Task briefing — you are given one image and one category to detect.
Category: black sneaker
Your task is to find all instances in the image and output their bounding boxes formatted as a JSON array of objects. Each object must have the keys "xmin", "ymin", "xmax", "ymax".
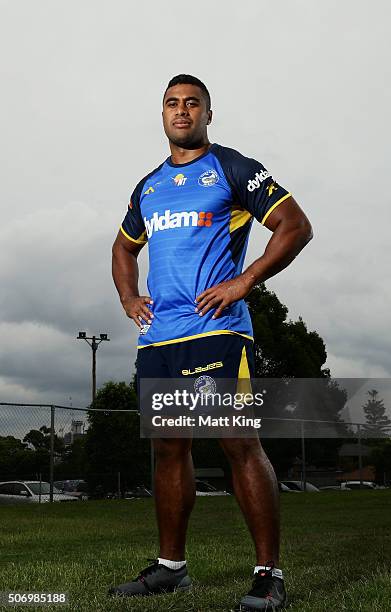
[
  {"xmin": 234, "ymin": 562, "xmax": 287, "ymax": 611},
  {"xmin": 108, "ymin": 558, "xmax": 192, "ymax": 597}
]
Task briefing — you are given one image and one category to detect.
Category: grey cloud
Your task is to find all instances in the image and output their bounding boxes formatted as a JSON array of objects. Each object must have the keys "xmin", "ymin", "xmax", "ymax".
[{"xmin": 1, "ymin": 0, "xmax": 390, "ymax": 409}]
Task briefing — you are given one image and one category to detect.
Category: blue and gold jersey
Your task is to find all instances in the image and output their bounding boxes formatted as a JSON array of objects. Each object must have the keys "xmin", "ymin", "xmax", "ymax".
[{"xmin": 120, "ymin": 143, "xmax": 291, "ymax": 348}]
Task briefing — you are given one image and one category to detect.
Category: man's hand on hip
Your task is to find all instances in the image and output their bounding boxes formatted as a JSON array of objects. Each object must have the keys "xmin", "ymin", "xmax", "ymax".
[
  {"xmin": 195, "ymin": 275, "xmax": 253, "ymax": 319},
  {"xmin": 121, "ymin": 296, "xmax": 154, "ymax": 328}
]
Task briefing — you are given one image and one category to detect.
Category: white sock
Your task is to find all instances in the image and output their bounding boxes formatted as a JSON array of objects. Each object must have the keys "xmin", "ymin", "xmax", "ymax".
[
  {"xmin": 254, "ymin": 565, "xmax": 283, "ymax": 579},
  {"xmin": 158, "ymin": 557, "xmax": 186, "ymax": 570}
]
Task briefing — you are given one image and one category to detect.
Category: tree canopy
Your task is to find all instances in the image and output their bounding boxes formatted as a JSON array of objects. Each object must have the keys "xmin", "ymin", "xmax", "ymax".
[
  {"xmin": 84, "ymin": 381, "xmax": 150, "ymax": 494},
  {"xmin": 247, "ymin": 283, "xmax": 328, "ymax": 378},
  {"xmin": 362, "ymin": 390, "xmax": 391, "ymax": 438}
]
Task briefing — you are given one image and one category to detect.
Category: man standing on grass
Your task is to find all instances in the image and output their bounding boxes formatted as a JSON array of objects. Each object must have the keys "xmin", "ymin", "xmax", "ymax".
[{"xmin": 110, "ymin": 74, "xmax": 312, "ymax": 611}]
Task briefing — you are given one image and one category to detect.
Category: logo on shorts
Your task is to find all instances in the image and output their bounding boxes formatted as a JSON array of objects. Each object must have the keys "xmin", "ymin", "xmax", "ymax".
[
  {"xmin": 198, "ymin": 169, "xmax": 219, "ymax": 187},
  {"xmin": 182, "ymin": 361, "xmax": 223, "ymax": 376},
  {"xmin": 194, "ymin": 375, "xmax": 216, "ymax": 395}
]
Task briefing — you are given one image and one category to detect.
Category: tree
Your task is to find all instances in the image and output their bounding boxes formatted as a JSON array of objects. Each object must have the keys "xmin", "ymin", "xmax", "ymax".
[
  {"xmin": 245, "ymin": 283, "xmax": 349, "ymax": 474},
  {"xmin": 23, "ymin": 426, "xmax": 64, "ymax": 453},
  {"xmin": 0, "ymin": 436, "xmax": 32, "ymax": 480},
  {"xmin": 55, "ymin": 437, "xmax": 87, "ymax": 480},
  {"xmin": 246, "ymin": 284, "xmax": 328, "ymax": 378},
  {"xmin": 23, "ymin": 427, "xmax": 49, "ymax": 451},
  {"xmin": 362, "ymin": 390, "xmax": 391, "ymax": 438},
  {"xmin": 369, "ymin": 439, "xmax": 391, "ymax": 485},
  {"xmin": 21, "ymin": 426, "xmax": 65, "ymax": 480},
  {"xmin": 85, "ymin": 381, "xmax": 150, "ymax": 495}
]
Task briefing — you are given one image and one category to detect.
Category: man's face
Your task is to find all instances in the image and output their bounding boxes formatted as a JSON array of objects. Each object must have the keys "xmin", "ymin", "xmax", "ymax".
[{"xmin": 162, "ymin": 83, "xmax": 212, "ymax": 148}]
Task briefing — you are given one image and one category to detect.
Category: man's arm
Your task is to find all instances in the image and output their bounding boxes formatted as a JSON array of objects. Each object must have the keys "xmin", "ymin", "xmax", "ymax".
[
  {"xmin": 112, "ymin": 231, "xmax": 153, "ymax": 329},
  {"xmin": 195, "ymin": 196, "xmax": 313, "ymax": 318},
  {"xmin": 242, "ymin": 195, "xmax": 313, "ymax": 287}
]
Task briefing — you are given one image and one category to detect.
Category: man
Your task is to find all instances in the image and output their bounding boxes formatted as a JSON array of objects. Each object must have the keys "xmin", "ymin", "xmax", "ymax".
[{"xmin": 110, "ymin": 74, "xmax": 312, "ymax": 611}]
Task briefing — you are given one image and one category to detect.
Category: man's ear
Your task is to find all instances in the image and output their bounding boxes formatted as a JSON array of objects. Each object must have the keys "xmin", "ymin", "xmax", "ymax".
[{"xmin": 207, "ymin": 110, "xmax": 213, "ymax": 125}]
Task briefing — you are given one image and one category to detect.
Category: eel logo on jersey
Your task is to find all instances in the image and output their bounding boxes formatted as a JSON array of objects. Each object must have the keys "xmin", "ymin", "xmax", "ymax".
[
  {"xmin": 173, "ymin": 173, "xmax": 187, "ymax": 186},
  {"xmin": 144, "ymin": 210, "xmax": 213, "ymax": 238},
  {"xmin": 198, "ymin": 169, "xmax": 219, "ymax": 187},
  {"xmin": 247, "ymin": 169, "xmax": 272, "ymax": 192},
  {"xmin": 194, "ymin": 375, "xmax": 216, "ymax": 396}
]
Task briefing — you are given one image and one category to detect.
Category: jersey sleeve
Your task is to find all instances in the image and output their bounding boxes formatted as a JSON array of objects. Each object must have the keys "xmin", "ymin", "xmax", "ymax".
[
  {"xmin": 213, "ymin": 144, "xmax": 291, "ymax": 225},
  {"xmin": 120, "ymin": 182, "xmax": 148, "ymax": 245}
]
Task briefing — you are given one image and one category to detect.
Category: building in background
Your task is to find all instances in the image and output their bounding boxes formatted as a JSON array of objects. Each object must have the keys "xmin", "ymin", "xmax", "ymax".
[{"xmin": 62, "ymin": 420, "xmax": 85, "ymax": 446}]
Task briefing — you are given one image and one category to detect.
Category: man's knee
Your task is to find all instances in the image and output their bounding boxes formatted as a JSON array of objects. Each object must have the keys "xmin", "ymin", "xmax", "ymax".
[
  {"xmin": 153, "ymin": 437, "xmax": 192, "ymax": 460},
  {"xmin": 218, "ymin": 437, "xmax": 262, "ymax": 462}
]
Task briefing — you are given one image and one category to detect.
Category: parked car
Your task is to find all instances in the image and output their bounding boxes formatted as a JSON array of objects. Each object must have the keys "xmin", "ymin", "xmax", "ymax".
[
  {"xmin": 105, "ymin": 491, "xmax": 119, "ymax": 500},
  {"xmin": 195, "ymin": 479, "xmax": 230, "ymax": 496},
  {"xmin": 280, "ymin": 480, "xmax": 320, "ymax": 492},
  {"xmin": 124, "ymin": 486, "xmax": 153, "ymax": 499},
  {"xmin": 340, "ymin": 481, "xmax": 378, "ymax": 490},
  {"xmin": 0, "ymin": 481, "xmax": 78, "ymax": 504},
  {"xmin": 319, "ymin": 485, "xmax": 351, "ymax": 491},
  {"xmin": 54, "ymin": 479, "xmax": 89, "ymax": 500},
  {"xmin": 278, "ymin": 482, "xmax": 301, "ymax": 493}
]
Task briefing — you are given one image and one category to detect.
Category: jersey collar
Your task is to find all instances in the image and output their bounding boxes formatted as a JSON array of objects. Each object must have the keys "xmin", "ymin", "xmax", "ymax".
[{"xmin": 165, "ymin": 143, "xmax": 216, "ymax": 168}]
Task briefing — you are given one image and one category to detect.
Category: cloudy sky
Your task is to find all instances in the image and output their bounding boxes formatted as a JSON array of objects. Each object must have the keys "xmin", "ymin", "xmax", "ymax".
[{"xmin": 1, "ymin": 0, "xmax": 390, "ymax": 422}]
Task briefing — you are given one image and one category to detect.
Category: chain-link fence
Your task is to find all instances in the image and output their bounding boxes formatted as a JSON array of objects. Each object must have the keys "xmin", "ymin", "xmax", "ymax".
[
  {"xmin": 0, "ymin": 402, "xmax": 390, "ymax": 503},
  {"xmin": 0, "ymin": 402, "xmax": 146, "ymax": 502}
]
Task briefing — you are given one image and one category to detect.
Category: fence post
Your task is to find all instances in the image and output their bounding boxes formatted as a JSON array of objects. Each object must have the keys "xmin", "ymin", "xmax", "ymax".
[
  {"xmin": 357, "ymin": 423, "xmax": 363, "ymax": 490},
  {"xmin": 50, "ymin": 405, "xmax": 55, "ymax": 503},
  {"xmin": 301, "ymin": 420, "xmax": 306, "ymax": 491},
  {"xmin": 117, "ymin": 471, "xmax": 121, "ymax": 499},
  {"xmin": 150, "ymin": 440, "xmax": 155, "ymax": 497}
]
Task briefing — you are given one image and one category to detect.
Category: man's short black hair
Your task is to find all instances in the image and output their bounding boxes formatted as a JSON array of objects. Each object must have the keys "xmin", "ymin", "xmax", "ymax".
[{"xmin": 164, "ymin": 74, "xmax": 211, "ymax": 111}]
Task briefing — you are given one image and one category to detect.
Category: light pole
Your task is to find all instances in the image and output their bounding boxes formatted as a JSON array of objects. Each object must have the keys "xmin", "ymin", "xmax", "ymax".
[{"xmin": 77, "ymin": 332, "xmax": 110, "ymax": 402}]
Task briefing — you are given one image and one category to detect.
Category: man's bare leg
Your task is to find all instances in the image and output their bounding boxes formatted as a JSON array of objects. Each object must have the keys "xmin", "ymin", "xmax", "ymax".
[
  {"xmin": 153, "ymin": 437, "xmax": 195, "ymax": 560},
  {"xmin": 219, "ymin": 437, "xmax": 280, "ymax": 565}
]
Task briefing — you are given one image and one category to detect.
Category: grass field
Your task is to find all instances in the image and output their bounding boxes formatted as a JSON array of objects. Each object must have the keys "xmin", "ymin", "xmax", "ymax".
[{"xmin": 0, "ymin": 491, "xmax": 390, "ymax": 611}]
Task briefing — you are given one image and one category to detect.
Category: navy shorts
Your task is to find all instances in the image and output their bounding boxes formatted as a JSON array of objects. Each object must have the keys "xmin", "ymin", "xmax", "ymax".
[
  {"xmin": 137, "ymin": 334, "xmax": 258, "ymax": 436},
  {"xmin": 136, "ymin": 333, "xmax": 255, "ymax": 380}
]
